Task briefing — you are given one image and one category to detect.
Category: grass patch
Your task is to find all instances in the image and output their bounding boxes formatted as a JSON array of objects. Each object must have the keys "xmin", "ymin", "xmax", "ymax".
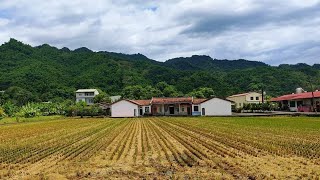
[{"xmin": 0, "ymin": 115, "xmax": 64, "ymax": 125}]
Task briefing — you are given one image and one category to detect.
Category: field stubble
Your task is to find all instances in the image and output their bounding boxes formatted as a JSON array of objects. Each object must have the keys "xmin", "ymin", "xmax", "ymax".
[{"xmin": 0, "ymin": 117, "xmax": 319, "ymax": 179}]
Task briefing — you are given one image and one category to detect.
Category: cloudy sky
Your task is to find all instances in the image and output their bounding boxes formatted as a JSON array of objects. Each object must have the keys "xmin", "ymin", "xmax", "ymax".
[{"xmin": 0, "ymin": 0, "xmax": 319, "ymax": 65}]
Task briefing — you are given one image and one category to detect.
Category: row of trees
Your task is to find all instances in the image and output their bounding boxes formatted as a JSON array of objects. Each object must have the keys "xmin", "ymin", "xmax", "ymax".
[
  {"xmin": 0, "ymin": 83, "xmax": 215, "ymax": 108},
  {"xmin": 0, "ymin": 101, "xmax": 106, "ymax": 119}
]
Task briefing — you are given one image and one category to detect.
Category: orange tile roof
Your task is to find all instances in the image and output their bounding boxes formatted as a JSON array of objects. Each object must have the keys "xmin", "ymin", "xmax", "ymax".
[
  {"xmin": 193, "ymin": 98, "xmax": 207, "ymax": 104},
  {"xmin": 129, "ymin": 100, "xmax": 151, "ymax": 106},
  {"xmin": 271, "ymin": 91, "xmax": 320, "ymax": 101},
  {"xmin": 152, "ymin": 97, "xmax": 193, "ymax": 104}
]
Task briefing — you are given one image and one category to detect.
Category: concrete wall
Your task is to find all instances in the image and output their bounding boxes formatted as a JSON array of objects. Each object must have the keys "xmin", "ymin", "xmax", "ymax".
[
  {"xmin": 227, "ymin": 92, "xmax": 262, "ymax": 108},
  {"xmin": 200, "ymin": 98, "xmax": 232, "ymax": 116},
  {"xmin": 139, "ymin": 106, "xmax": 151, "ymax": 115},
  {"xmin": 111, "ymin": 100, "xmax": 139, "ymax": 117},
  {"xmin": 227, "ymin": 96, "xmax": 246, "ymax": 108},
  {"xmin": 245, "ymin": 92, "xmax": 262, "ymax": 103},
  {"xmin": 192, "ymin": 104, "xmax": 201, "ymax": 116}
]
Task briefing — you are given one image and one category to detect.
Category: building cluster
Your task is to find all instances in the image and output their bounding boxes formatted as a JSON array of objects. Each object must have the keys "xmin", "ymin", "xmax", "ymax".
[
  {"xmin": 111, "ymin": 97, "xmax": 233, "ymax": 117},
  {"xmin": 75, "ymin": 87, "xmax": 320, "ymax": 117},
  {"xmin": 271, "ymin": 88, "xmax": 320, "ymax": 112},
  {"xmin": 76, "ymin": 89, "xmax": 233, "ymax": 117}
]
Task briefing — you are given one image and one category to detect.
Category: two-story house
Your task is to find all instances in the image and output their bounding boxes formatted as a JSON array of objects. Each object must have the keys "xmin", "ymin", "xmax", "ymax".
[
  {"xmin": 76, "ymin": 89, "xmax": 99, "ymax": 105},
  {"xmin": 227, "ymin": 92, "xmax": 263, "ymax": 109}
]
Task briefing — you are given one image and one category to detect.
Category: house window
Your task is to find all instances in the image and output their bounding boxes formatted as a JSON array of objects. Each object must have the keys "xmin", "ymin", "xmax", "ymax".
[
  {"xmin": 176, "ymin": 108, "xmax": 179, "ymax": 112},
  {"xmin": 256, "ymin": 97, "xmax": 259, "ymax": 100},
  {"xmin": 182, "ymin": 107, "xmax": 185, "ymax": 112},
  {"xmin": 194, "ymin": 106, "xmax": 199, "ymax": 112},
  {"xmin": 85, "ymin": 92, "xmax": 94, "ymax": 96},
  {"xmin": 145, "ymin": 107, "xmax": 150, "ymax": 113},
  {"xmin": 289, "ymin": 101, "xmax": 296, "ymax": 107},
  {"xmin": 88, "ymin": 98, "xmax": 94, "ymax": 104},
  {"xmin": 250, "ymin": 97, "xmax": 254, "ymax": 100}
]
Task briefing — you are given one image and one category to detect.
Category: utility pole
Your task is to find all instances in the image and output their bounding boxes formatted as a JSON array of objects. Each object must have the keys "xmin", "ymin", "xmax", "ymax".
[
  {"xmin": 310, "ymin": 83, "xmax": 316, "ymax": 113},
  {"xmin": 261, "ymin": 88, "xmax": 264, "ymax": 104}
]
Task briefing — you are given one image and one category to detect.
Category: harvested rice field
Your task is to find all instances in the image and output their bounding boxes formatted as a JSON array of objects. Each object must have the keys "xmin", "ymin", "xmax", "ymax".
[{"xmin": 0, "ymin": 116, "xmax": 319, "ymax": 179}]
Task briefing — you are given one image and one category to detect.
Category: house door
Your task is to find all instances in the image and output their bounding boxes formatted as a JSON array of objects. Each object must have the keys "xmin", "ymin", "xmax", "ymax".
[
  {"xmin": 134, "ymin": 109, "xmax": 137, "ymax": 116},
  {"xmin": 169, "ymin": 107, "xmax": 175, "ymax": 115},
  {"xmin": 187, "ymin": 107, "xmax": 191, "ymax": 115},
  {"xmin": 139, "ymin": 108, "xmax": 143, "ymax": 116},
  {"xmin": 202, "ymin": 108, "xmax": 205, "ymax": 116}
]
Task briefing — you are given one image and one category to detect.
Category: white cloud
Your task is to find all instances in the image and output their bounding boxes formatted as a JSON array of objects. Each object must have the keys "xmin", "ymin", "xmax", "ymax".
[{"xmin": 0, "ymin": 0, "xmax": 319, "ymax": 65}]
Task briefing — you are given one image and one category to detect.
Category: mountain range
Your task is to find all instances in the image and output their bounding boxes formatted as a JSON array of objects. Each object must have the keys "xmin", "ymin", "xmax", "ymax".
[{"xmin": 0, "ymin": 38, "xmax": 319, "ymax": 101}]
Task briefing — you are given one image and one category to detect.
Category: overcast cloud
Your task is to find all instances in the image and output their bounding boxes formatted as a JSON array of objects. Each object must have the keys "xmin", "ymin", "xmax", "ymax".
[{"xmin": 0, "ymin": 0, "xmax": 319, "ymax": 65}]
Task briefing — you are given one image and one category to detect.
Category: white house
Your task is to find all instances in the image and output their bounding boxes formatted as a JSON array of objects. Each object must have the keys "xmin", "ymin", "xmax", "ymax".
[
  {"xmin": 193, "ymin": 98, "xmax": 233, "ymax": 116},
  {"xmin": 226, "ymin": 92, "xmax": 263, "ymax": 109},
  {"xmin": 111, "ymin": 97, "xmax": 232, "ymax": 117},
  {"xmin": 111, "ymin": 99, "xmax": 151, "ymax": 118},
  {"xmin": 76, "ymin": 89, "xmax": 99, "ymax": 105},
  {"xmin": 271, "ymin": 89, "xmax": 320, "ymax": 112}
]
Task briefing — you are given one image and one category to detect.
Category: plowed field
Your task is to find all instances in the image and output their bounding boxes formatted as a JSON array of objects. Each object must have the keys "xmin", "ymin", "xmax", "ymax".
[{"xmin": 0, "ymin": 117, "xmax": 319, "ymax": 179}]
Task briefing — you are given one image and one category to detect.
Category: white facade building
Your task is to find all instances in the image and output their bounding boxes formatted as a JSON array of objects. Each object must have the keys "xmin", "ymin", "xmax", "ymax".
[
  {"xmin": 75, "ymin": 89, "xmax": 99, "ymax": 105},
  {"xmin": 193, "ymin": 98, "xmax": 233, "ymax": 116},
  {"xmin": 111, "ymin": 97, "xmax": 232, "ymax": 117},
  {"xmin": 111, "ymin": 99, "xmax": 151, "ymax": 117},
  {"xmin": 227, "ymin": 92, "xmax": 263, "ymax": 109}
]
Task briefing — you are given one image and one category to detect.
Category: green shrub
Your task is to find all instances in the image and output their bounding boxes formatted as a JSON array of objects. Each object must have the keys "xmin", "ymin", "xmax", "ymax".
[
  {"xmin": 2, "ymin": 102, "xmax": 19, "ymax": 117},
  {"xmin": 16, "ymin": 103, "xmax": 41, "ymax": 118},
  {"xmin": 0, "ymin": 107, "xmax": 6, "ymax": 119}
]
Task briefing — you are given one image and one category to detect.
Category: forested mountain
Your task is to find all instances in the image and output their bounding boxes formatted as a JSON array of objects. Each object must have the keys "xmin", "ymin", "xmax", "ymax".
[
  {"xmin": 0, "ymin": 38, "xmax": 319, "ymax": 103},
  {"xmin": 164, "ymin": 55, "xmax": 268, "ymax": 71}
]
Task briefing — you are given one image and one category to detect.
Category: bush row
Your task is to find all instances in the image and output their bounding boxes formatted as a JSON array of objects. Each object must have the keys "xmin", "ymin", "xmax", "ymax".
[{"xmin": 0, "ymin": 101, "xmax": 107, "ymax": 119}]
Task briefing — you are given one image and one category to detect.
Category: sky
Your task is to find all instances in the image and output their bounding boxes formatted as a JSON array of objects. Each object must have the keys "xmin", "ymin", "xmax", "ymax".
[{"xmin": 0, "ymin": 0, "xmax": 319, "ymax": 65}]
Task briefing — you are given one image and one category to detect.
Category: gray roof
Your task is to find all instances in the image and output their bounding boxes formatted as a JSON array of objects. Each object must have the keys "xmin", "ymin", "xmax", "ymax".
[{"xmin": 76, "ymin": 89, "xmax": 98, "ymax": 93}]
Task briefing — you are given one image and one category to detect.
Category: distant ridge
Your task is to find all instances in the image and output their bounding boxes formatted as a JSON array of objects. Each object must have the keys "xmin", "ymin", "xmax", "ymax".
[
  {"xmin": 0, "ymin": 38, "xmax": 319, "ymax": 102},
  {"xmin": 164, "ymin": 55, "xmax": 268, "ymax": 71}
]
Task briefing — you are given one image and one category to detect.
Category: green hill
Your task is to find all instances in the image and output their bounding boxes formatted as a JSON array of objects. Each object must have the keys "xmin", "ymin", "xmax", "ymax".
[{"xmin": 0, "ymin": 38, "xmax": 319, "ymax": 102}]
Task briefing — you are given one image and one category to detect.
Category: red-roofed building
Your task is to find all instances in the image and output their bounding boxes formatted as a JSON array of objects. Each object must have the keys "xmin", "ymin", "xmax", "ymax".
[
  {"xmin": 271, "ymin": 91, "xmax": 320, "ymax": 112},
  {"xmin": 111, "ymin": 97, "xmax": 233, "ymax": 117}
]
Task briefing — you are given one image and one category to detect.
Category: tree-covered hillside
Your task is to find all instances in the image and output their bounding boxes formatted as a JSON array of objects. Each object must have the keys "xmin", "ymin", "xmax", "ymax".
[{"xmin": 0, "ymin": 38, "xmax": 319, "ymax": 103}]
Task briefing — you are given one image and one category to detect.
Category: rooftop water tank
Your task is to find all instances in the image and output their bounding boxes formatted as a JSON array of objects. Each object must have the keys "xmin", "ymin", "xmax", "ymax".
[{"xmin": 296, "ymin": 87, "xmax": 304, "ymax": 94}]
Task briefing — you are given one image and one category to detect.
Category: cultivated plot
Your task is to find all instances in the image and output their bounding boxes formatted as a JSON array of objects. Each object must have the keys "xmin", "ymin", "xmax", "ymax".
[{"xmin": 0, "ymin": 117, "xmax": 319, "ymax": 179}]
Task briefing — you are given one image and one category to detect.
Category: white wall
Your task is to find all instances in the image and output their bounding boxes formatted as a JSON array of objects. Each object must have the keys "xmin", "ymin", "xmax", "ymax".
[
  {"xmin": 245, "ymin": 92, "xmax": 262, "ymax": 103},
  {"xmin": 200, "ymin": 98, "xmax": 232, "ymax": 116},
  {"xmin": 111, "ymin": 100, "xmax": 139, "ymax": 117}
]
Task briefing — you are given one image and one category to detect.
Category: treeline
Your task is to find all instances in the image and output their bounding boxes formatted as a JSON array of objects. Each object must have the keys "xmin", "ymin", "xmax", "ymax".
[
  {"xmin": 0, "ymin": 38, "xmax": 319, "ymax": 104},
  {"xmin": 0, "ymin": 101, "xmax": 107, "ymax": 120}
]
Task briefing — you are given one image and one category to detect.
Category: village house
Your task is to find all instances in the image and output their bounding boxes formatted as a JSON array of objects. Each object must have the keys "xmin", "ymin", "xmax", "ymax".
[
  {"xmin": 111, "ymin": 97, "xmax": 233, "ymax": 117},
  {"xmin": 271, "ymin": 88, "xmax": 320, "ymax": 112},
  {"xmin": 226, "ymin": 92, "xmax": 263, "ymax": 109},
  {"xmin": 75, "ymin": 89, "xmax": 99, "ymax": 105},
  {"xmin": 111, "ymin": 99, "xmax": 151, "ymax": 117}
]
